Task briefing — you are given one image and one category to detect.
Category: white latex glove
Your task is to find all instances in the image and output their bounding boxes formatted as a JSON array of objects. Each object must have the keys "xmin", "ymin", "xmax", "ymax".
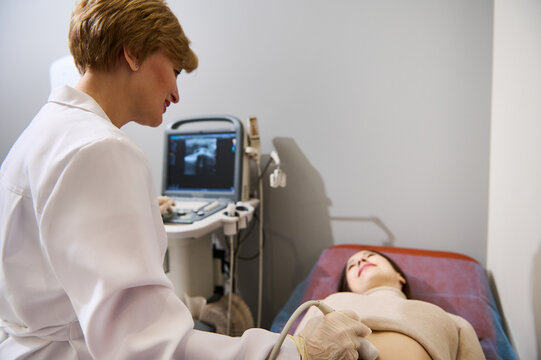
[
  {"xmin": 292, "ymin": 310, "xmax": 379, "ymax": 360},
  {"xmin": 158, "ymin": 195, "xmax": 175, "ymax": 214}
]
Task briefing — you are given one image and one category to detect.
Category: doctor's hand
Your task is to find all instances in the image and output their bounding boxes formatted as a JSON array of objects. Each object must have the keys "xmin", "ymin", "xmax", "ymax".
[
  {"xmin": 157, "ymin": 196, "xmax": 175, "ymax": 214},
  {"xmin": 292, "ymin": 310, "xmax": 378, "ymax": 360}
]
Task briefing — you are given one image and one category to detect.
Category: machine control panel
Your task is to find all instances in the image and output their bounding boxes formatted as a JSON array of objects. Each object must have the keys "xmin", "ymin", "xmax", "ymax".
[{"xmin": 162, "ymin": 198, "xmax": 230, "ymax": 224}]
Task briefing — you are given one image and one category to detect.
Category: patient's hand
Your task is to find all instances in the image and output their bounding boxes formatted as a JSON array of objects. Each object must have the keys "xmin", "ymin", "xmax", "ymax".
[{"xmin": 158, "ymin": 196, "xmax": 175, "ymax": 214}]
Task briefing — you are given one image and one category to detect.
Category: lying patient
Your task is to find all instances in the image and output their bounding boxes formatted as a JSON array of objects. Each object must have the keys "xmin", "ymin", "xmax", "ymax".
[{"xmin": 294, "ymin": 250, "xmax": 486, "ymax": 360}]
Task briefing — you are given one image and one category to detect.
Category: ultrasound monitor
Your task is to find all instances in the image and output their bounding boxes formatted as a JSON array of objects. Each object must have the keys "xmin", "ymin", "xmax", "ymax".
[{"xmin": 162, "ymin": 116, "xmax": 247, "ymax": 223}]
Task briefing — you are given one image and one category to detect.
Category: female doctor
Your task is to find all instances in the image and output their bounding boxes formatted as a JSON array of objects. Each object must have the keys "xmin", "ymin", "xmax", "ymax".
[{"xmin": 0, "ymin": 0, "xmax": 368, "ymax": 359}]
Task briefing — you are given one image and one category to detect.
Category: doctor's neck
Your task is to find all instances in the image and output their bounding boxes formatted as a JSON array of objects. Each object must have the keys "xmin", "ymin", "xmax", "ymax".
[{"xmin": 75, "ymin": 66, "xmax": 133, "ymax": 129}]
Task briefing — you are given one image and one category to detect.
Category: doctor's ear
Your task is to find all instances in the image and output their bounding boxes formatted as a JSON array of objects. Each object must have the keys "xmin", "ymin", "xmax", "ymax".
[{"xmin": 123, "ymin": 47, "xmax": 140, "ymax": 72}]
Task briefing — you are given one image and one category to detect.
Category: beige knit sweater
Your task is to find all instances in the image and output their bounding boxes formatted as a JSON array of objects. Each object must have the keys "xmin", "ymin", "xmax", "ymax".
[{"xmin": 294, "ymin": 287, "xmax": 485, "ymax": 360}]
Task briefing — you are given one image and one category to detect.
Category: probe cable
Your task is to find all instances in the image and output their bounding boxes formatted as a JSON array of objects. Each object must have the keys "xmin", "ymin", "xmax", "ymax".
[
  {"xmin": 256, "ymin": 156, "xmax": 264, "ymax": 328},
  {"xmin": 226, "ymin": 234, "xmax": 235, "ymax": 336},
  {"xmin": 235, "ymin": 213, "xmax": 262, "ymax": 260}
]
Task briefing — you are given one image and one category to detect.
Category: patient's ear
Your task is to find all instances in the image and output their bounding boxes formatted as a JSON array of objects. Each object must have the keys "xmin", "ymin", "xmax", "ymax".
[{"xmin": 398, "ymin": 273, "xmax": 406, "ymax": 285}]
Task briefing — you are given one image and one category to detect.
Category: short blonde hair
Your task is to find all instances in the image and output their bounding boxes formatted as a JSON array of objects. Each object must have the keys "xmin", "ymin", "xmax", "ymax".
[{"xmin": 69, "ymin": 0, "xmax": 198, "ymax": 74}]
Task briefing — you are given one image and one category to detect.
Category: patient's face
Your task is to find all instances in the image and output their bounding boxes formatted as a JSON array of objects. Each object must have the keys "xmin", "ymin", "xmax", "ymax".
[{"xmin": 345, "ymin": 250, "xmax": 406, "ymax": 294}]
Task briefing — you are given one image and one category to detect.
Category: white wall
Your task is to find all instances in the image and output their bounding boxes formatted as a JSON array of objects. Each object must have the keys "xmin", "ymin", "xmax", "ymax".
[
  {"xmin": 0, "ymin": 0, "xmax": 76, "ymax": 161},
  {"xmin": 1, "ymin": 1, "xmax": 493, "ymax": 329},
  {"xmin": 488, "ymin": 0, "xmax": 541, "ymax": 358}
]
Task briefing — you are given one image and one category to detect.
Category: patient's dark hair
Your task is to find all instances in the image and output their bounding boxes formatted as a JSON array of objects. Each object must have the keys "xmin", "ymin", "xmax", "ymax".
[{"xmin": 338, "ymin": 250, "xmax": 411, "ymax": 299}]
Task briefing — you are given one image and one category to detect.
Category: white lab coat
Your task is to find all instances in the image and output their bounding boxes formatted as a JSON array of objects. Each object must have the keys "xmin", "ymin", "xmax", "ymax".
[{"xmin": 0, "ymin": 86, "xmax": 299, "ymax": 359}]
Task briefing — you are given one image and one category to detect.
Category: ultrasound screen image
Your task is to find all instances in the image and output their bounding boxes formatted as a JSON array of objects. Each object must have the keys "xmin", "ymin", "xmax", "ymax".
[
  {"xmin": 166, "ymin": 132, "xmax": 236, "ymax": 193},
  {"xmin": 183, "ymin": 138, "xmax": 217, "ymax": 176}
]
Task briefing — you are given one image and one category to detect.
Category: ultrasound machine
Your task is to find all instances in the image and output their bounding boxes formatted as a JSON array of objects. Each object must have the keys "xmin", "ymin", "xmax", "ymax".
[{"xmin": 161, "ymin": 115, "xmax": 250, "ymax": 224}]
